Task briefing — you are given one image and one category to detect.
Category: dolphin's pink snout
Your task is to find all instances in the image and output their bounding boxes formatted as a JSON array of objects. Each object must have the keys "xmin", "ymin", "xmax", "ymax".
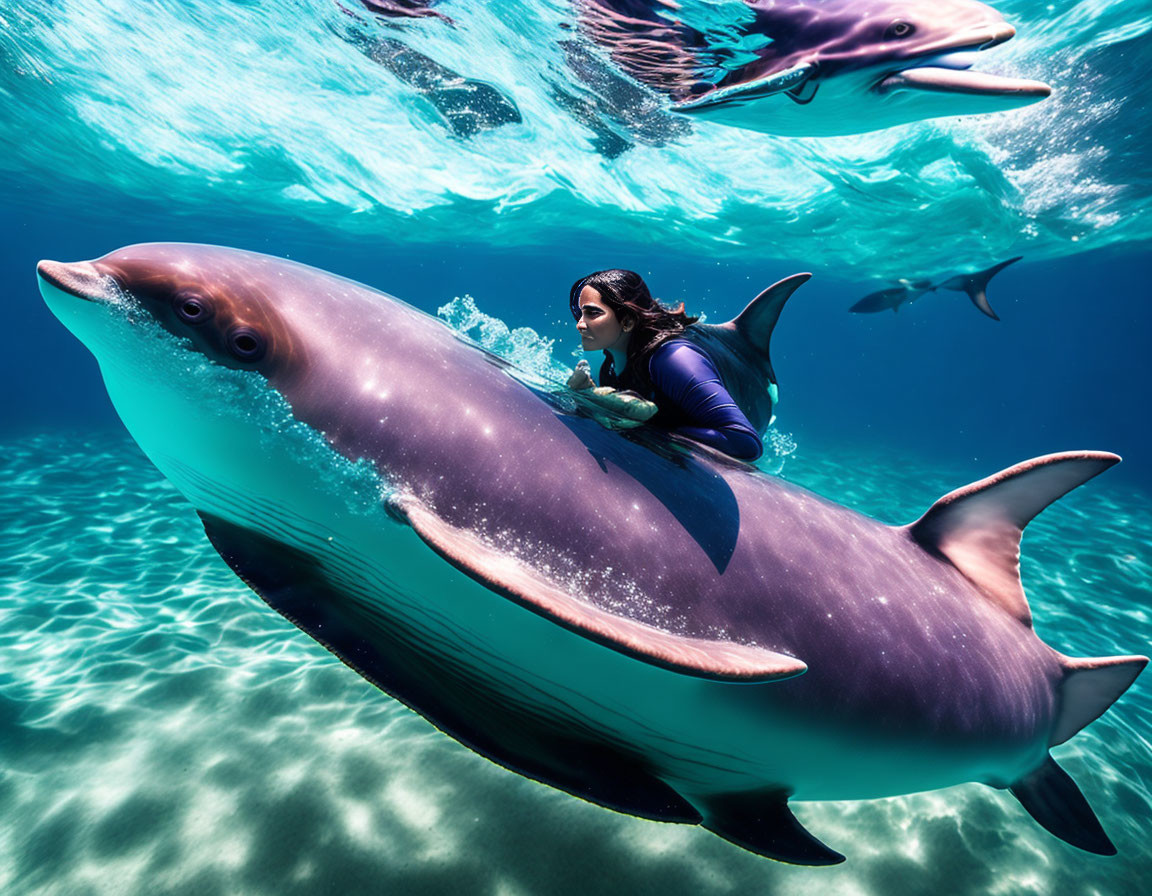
[
  {"xmin": 37, "ymin": 259, "xmax": 115, "ymax": 301},
  {"xmin": 981, "ymin": 23, "xmax": 1016, "ymax": 50}
]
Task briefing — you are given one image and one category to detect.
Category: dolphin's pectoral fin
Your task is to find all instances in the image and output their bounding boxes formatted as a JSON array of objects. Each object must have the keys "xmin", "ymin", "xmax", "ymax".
[
  {"xmin": 786, "ymin": 78, "xmax": 819, "ymax": 105},
  {"xmin": 696, "ymin": 790, "xmax": 845, "ymax": 865},
  {"xmin": 390, "ymin": 496, "xmax": 806, "ymax": 683},
  {"xmin": 673, "ymin": 64, "xmax": 817, "ymax": 113},
  {"xmin": 196, "ymin": 512, "xmax": 701, "ymax": 823},
  {"xmin": 907, "ymin": 451, "xmax": 1121, "ymax": 626},
  {"xmin": 1008, "ymin": 755, "xmax": 1116, "ymax": 855}
]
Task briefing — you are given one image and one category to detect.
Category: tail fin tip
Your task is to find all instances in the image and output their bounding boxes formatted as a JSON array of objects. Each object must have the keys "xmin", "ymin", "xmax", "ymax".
[{"xmin": 1050, "ymin": 654, "xmax": 1148, "ymax": 746}]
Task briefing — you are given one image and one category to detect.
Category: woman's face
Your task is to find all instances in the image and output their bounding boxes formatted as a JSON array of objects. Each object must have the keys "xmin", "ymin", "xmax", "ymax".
[{"xmin": 575, "ymin": 286, "xmax": 632, "ymax": 353}]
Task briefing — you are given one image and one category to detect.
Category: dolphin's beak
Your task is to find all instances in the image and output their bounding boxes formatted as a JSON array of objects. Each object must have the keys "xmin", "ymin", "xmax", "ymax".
[
  {"xmin": 878, "ymin": 22, "xmax": 1049, "ymax": 102},
  {"xmin": 878, "ymin": 67, "xmax": 1050, "ymax": 99},
  {"xmin": 37, "ymin": 259, "xmax": 111, "ymax": 302}
]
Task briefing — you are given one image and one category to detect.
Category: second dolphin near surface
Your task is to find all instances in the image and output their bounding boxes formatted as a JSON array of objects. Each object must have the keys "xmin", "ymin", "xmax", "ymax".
[
  {"xmin": 576, "ymin": 0, "xmax": 1051, "ymax": 136},
  {"xmin": 850, "ymin": 257, "xmax": 1022, "ymax": 320},
  {"xmin": 38, "ymin": 243, "xmax": 1146, "ymax": 865}
]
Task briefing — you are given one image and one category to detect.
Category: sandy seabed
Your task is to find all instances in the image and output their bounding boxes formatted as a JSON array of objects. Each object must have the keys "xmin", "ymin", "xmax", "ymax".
[{"xmin": 1, "ymin": 433, "xmax": 1149, "ymax": 896}]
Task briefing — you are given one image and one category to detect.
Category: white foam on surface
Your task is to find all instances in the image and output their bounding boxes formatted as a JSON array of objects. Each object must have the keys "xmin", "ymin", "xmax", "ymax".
[{"xmin": 2, "ymin": 0, "xmax": 1148, "ymax": 275}]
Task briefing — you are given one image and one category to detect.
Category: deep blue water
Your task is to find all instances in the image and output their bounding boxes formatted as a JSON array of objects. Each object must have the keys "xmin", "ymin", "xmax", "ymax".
[
  {"xmin": 2, "ymin": 1, "xmax": 1151, "ymax": 893},
  {"xmin": 6, "ymin": 200, "xmax": 1152, "ymax": 487}
]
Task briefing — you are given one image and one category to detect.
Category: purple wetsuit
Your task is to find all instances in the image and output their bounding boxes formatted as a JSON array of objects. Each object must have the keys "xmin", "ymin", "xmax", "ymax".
[{"xmin": 600, "ymin": 339, "xmax": 763, "ymax": 461}]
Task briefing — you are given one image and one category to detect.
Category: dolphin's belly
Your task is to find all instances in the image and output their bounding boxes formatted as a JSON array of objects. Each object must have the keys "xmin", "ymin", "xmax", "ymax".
[
  {"xmin": 192, "ymin": 470, "xmax": 1048, "ymax": 803},
  {"xmin": 346, "ymin": 521, "xmax": 1053, "ymax": 800}
]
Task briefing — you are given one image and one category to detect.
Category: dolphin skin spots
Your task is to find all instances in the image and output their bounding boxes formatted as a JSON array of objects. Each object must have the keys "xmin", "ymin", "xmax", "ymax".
[
  {"xmin": 38, "ymin": 244, "xmax": 1145, "ymax": 864},
  {"xmin": 577, "ymin": 0, "xmax": 1051, "ymax": 136},
  {"xmin": 850, "ymin": 257, "xmax": 1022, "ymax": 320}
]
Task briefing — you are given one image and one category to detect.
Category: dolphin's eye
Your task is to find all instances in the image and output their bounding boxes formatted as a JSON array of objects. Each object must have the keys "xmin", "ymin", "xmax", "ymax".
[
  {"xmin": 886, "ymin": 20, "xmax": 915, "ymax": 39},
  {"xmin": 174, "ymin": 292, "xmax": 214, "ymax": 325},
  {"xmin": 227, "ymin": 326, "xmax": 266, "ymax": 362}
]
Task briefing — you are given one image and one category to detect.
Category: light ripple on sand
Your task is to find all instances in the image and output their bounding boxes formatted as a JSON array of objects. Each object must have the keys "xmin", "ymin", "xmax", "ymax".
[{"xmin": 0, "ymin": 433, "xmax": 1149, "ymax": 895}]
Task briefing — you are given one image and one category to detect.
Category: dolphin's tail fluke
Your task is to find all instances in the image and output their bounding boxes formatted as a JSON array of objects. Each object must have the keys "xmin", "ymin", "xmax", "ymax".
[
  {"xmin": 937, "ymin": 256, "xmax": 1022, "ymax": 320},
  {"xmin": 1007, "ymin": 653, "xmax": 1147, "ymax": 853},
  {"xmin": 1009, "ymin": 755, "xmax": 1116, "ymax": 855},
  {"xmin": 1050, "ymin": 654, "xmax": 1148, "ymax": 747}
]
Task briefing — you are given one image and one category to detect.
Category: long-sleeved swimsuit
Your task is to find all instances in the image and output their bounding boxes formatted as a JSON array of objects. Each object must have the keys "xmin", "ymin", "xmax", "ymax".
[{"xmin": 599, "ymin": 339, "xmax": 763, "ymax": 461}]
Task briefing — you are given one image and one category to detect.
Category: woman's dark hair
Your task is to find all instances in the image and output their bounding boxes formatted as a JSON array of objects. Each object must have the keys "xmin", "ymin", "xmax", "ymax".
[{"xmin": 569, "ymin": 269, "xmax": 698, "ymax": 390}]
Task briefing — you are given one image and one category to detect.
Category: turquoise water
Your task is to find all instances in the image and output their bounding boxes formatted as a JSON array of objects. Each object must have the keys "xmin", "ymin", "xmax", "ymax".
[
  {"xmin": 3, "ymin": 0, "xmax": 1152, "ymax": 891},
  {"xmin": 2, "ymin": 1, "xmax": 1150, "ymax": 274}
]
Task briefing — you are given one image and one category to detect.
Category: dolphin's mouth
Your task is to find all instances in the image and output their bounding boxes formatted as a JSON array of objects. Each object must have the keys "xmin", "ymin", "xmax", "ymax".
[
  {"xmin": 876, "ymin": 44, "xmax": 1051, "ymax": 100},
  {"xmin": 672, "ymin": 29, "xmax": 1050, "ymax": 116},
  {"xmin": 37, "ymin": 260, "xmax": 117, "ymax": 303}
]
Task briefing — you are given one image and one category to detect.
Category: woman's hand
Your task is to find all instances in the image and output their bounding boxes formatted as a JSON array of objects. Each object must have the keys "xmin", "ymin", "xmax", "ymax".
[
  {"xmin": 567, "ymin": 359, "xmax": 595, "ymax": 391},
  {"xmin": 590, "ymin": 388, "xmax": 658, "ymax": 428},
  {"xmin": 565, "ymin": 361, "xmax": 656, "ymax": 429},
  {"xmin": 570, "ymin": 386, "xmax": 657, "ymax": 430}
]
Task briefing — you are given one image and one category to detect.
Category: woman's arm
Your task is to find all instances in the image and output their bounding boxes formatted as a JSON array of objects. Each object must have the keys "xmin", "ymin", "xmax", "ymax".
[
  {"xmin": 649, "ymin": 342, "xmax": 764, "ymax": 460},
  {"xmin": 566, "ymin": 359, "xmax": 656, "ymax": 430}
]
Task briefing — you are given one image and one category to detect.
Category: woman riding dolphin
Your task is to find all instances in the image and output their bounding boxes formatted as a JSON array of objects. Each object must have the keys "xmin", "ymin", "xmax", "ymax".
[{"xmin": 38, "ymin": 244, "xmax": 1144, "ymax": 865}]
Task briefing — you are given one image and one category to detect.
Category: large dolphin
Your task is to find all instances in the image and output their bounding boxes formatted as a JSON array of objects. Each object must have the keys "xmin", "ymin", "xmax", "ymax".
[
  {"xmin": 577, "ymin": 0, "xmax": 1052, "ymax": 136},
  {"xmin": 38, "ymin": 244, "xmax": 1145, "ymax": 864}
]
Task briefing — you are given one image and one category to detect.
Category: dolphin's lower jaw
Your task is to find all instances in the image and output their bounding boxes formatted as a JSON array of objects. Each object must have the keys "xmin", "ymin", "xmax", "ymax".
[
  {"xmin": 37, "ymin": 269, "xmax": 342, "ymax": 537},
  {"xmin": 690, "ymin": 67, "xmax": 1049, "ymax": 136},
  {"xmin": 867, "ymin": 41, "xmax": 1050, "ymax": 121},
  {"xmin": 37, "ymin": 268, "xmax": 119, "ymax": 344},
  {"xmin": 877, "ymin": 67, "xmax": 1051, "ymax": 103}
]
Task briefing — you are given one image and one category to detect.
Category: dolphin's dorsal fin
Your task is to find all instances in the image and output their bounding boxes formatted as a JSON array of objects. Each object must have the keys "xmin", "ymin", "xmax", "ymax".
[
  {"xmin": 730, "ymin": 272, "xmax": 810, "ymax": 373},
  {"xmin": 391, "ymin": 495, "xmax": 807, "ymax": 683},
  {"xmin": 906, "ymin": 452, "xmax": 1120, "ymax": 626}
]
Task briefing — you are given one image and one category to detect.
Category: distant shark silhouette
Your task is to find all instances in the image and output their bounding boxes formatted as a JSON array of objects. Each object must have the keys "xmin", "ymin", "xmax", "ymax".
[
  {"xmin": 849, "ymin": 257, "xmax": 1021, "ymax": 320},
  {"xmin": 39, "ymin": 244, "xmax": 1144, "ymax": 865},
  {"xmin": 576, "ymin": 0, "xmax": 1051, "ymax": 136}
]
